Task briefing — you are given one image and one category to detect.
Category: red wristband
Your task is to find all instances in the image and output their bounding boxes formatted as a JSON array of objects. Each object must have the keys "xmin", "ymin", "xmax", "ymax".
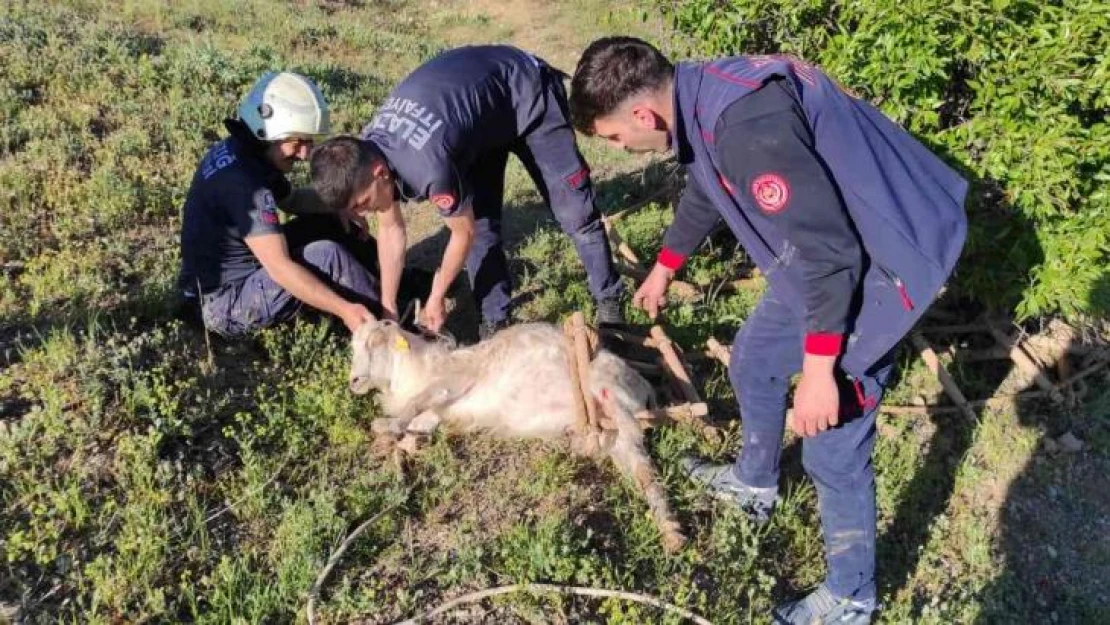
[
  {"xmin": 804, "ymin": 333, "xmax": 844, "ymax": 356},
  {"xmin": 657, "ymin": 247, "xmax": 686, "ymax": 271}
]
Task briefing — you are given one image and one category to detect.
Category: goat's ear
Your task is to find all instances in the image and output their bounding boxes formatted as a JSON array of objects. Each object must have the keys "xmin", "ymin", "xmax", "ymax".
[{"xmin": 351, "ymin": 318, "xmax": 380, "ymax": 346}]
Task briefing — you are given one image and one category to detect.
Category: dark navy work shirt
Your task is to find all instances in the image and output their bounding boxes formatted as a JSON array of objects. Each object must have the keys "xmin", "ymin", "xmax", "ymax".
[
  {"xmin": 361, "ymin": 45, "xmax": 547, "ymax": 216},
  {"xmin": 178, "ymin": 135, "xmax": 289, "ymax": 294}
]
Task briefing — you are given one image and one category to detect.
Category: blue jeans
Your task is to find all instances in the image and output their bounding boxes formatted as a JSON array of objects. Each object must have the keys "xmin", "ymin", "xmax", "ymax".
[
  {"xmin": 729, "ymin": 290, "xmax": 895, "ymax": 602},
  {"xmin": 464, "ymin": 68, "xmax": 622, "ymax": 324}
]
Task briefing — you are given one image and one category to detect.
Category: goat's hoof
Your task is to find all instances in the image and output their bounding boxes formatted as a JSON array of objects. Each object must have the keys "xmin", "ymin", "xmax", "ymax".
[
  {"xmin": 661, "ymin": 527, "xmax": 688, "ymax": 554},
  {"xmin": 371, "ymin": 418, "xmax": 405, "ymax": 436},
  {"xmin": 371, "ymin": 433, "xmax": 400, "ymax": 457},
  {"xmin": 396, "ymin": 433, "xmax": 424, "ymax": 455}
]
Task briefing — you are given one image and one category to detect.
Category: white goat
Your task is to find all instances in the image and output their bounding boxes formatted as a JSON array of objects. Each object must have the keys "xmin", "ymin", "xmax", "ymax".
[{"xmin": 348, "ymin": 319, "xmax": 686, "ymax": 552}]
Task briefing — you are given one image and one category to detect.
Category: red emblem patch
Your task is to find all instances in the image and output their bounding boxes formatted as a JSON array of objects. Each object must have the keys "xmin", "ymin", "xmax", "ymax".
[
  {"xmin": 431, "ymin": 193, "xmax": 456, "ymax": 212},
  {"xmin": 750, "ymin": 173, "xmax": 790, "ymax": 213},
  {"xmin": 261, "ymin": 209, "xmax": 279, "ymax": 225},
  {"xmin": 564, "ymin": 167, "xmax": 590, "ymax": 189}
]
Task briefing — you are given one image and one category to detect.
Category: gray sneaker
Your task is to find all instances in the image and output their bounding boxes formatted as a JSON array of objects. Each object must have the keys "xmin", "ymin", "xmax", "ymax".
[
  {"xmin": 772, "ymin": 585, "xmax": 875, "ymax": 625},
  {"xmin": 682, "ymin": 457, "xmax": 777, "ymax": 524}
]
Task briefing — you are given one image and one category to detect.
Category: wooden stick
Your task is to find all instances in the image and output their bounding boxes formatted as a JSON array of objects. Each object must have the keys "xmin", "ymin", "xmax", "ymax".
[
  {"xmin": 615, "ymin": 262, "xmax": 701, "ymax": 301},
  {"xmin": 563, "ymin": 318, "xmax": 591, "ymax": 432},
  {"xmin": 954, "ymin": 347, "xmax": 1013, "ymax": 362},
  {"xmin": 910, "ymin": 332, "xmax": 977, "ymax": 420},
  {"xmin": 987, "ymin": 323, "xmax": 1064, "ymax": 403},
  {"xmin": 308, "ymin": 500, "xmax": 404, "ymax": 625},
  {"xmin": 602, "ymin": 218, "xmax": 643, "ymax": 267},
  {"xmin": 878, "ymin": 356, "xmax": 1108, "ymax": 417},
  {"xmin": 650, "ymin": 326, "xmax": 702, "ymax": 404},
  {"xmin": 610, "ymin": 403, "xmax": 712, "ymax": 431},
  {"xmin": 570, "ymin": 312, "xmax": 600, "ymax": 430},
  {"xmin": 1056, "ymin": 355, "xmax": 1110, "ymax": 388},
  {"xmin": 705, "ymin": 338, "xmax": 731, "ymax": 367},
  {"xmin": 643, "ymin": 402, "xmax": 709, "ymax": 421},
  {"xmin": 388, "ymin": 583, "xmax": 713, "ymax": 625}
]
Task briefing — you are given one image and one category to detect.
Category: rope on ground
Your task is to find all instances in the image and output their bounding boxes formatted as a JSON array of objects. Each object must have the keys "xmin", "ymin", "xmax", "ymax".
[
  {"xmin": 307, "ymin": 498, "xmax": 406, "ymax": 625},
  {"xmin": 389, "ymin": 583, "xmax": 714, "ymax": 625}
]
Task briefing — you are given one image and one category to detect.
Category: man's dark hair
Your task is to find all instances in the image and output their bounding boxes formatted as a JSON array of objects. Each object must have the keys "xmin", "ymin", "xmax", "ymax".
[
  {"xmin": 570, "ymin": 37, "xmax": 674, "ymax": 135},
  {"xmin": 310, "ymin": 136, "xmax": 385, "ymax": 210}
]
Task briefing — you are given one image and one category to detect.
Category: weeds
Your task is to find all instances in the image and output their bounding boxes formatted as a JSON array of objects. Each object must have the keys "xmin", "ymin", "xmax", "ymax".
[{"xmin": 1, "ymin": 0, "xmax": 1107, "ymax": 623}]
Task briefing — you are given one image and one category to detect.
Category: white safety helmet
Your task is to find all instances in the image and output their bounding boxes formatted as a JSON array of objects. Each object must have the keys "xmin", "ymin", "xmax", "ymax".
[{"xmin": 238, "ymin": 71, "xmax": 331, "ymax": 141}]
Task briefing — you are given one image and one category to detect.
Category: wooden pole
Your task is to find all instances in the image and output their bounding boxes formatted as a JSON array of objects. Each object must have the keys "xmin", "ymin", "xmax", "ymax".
[
  {"xmin": 570, "ymin": 312, "xmax": 600, "ymax": 430},
  {"xmin": 650, "ymin": 326, "xmax": 702, "ymax": 404},
  {"xmin": 705, "ymin": 338, "xmax": 731, "ymax": 367},
  {"xmin": 987, "ymin": 323, "xmax": 1064, "ymax": 403},
  {"xmin": 910, "ymin": 332, "xmax": 977, "ymax": 420}
]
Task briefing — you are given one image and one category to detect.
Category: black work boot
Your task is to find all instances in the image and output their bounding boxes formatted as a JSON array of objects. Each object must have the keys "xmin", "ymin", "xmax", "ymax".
[{"xmin": 595, "ymin": 297, "xmax": 625, "ymax": 328}]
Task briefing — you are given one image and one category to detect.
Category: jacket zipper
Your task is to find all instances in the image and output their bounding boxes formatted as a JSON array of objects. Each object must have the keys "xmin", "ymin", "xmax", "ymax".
[{"xmin": 877, "ymin": 265, "xmax": 914, "ymax": 311}]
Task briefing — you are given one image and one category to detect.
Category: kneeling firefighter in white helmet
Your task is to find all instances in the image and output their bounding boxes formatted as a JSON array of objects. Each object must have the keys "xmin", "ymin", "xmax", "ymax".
[{"xmin": 176, "ymin": 71, "xmax": 431, "ymax": 337}]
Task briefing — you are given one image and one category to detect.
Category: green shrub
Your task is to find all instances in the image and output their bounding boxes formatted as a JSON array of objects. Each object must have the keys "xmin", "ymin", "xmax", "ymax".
[{"xmin": 661, "ymin": 0, "xmax": 1110, "ymax": 320}]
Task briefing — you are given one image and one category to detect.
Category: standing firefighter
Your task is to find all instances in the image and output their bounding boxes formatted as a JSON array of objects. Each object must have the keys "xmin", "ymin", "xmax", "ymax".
[
  {"xmin": 178, "ymin": 71, "xmax": 393, "ymax": 337},
  {"xmin": 570, "ymin": 38, "xmax": 967, "ymax": 623},
  {"xmin": 310, "ymin": 45, "xmax": 624, "ymax": 338}
]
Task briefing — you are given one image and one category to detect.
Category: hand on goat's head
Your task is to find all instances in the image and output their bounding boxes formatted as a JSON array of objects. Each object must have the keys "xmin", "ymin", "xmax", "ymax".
[{"xmin": 349, "ymin": 318, "xmax": 411, "ymax": 395}]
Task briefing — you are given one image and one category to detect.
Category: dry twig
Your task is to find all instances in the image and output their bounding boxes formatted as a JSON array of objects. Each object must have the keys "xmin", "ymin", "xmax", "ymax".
[
  {"xmin": 307, "ymin": 499, "xmax": 405, "ymax": 625},
  {"xmin": 389, "ymin": 583, "xmax": 713, "ymax": 625}
]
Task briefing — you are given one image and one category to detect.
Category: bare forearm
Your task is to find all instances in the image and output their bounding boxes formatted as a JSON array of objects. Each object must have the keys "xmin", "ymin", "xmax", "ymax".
[
  {"xmin": 378, "ymin": 222, "xmax": 407, "ymax": 315},
  {"xmin": 268, "ymin": 261, "xmax": 349, "ymax": 317},
  {"xmin": 801, "ymin": 353, "xmax": 837, "ymax": 378},
  {"xmin": 432, "ymin": 229, "xmax": 472, "ymax": 302}
]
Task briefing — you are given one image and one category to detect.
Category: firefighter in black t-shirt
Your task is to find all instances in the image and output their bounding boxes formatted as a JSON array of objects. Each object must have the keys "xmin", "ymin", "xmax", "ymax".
[{"xmin": 178, "ymin": 71, "xmax": 393, "ymax": 337}]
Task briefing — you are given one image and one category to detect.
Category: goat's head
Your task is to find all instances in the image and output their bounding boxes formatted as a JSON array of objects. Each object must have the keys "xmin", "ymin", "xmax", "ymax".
[{"xmin": 349, "ymin": 318, "xmax": 419, "ymax": 395}]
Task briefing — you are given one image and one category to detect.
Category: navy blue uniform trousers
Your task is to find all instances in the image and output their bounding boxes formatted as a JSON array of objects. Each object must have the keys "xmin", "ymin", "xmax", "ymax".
[
  {"xmin": 465, "ymin": 72, "xmax": 621, "ymax": 323},
  {"xmin": 201, "ymin": 215, "xmax": 381, "ymax": 337},
  {"xmin": 730, "ymin": 290, "xmax": 895, "ymax": 603}
]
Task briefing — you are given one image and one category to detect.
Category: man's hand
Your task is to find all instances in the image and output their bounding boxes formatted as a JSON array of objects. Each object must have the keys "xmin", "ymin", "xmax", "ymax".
[
  {"xmin": 338, "ymin": 302, "xmax": 375, "ymax": 334},
  {"xmin": 379, "ymin": 305, "xmax": 399, "ymax": 322},
  {"xmin": 421, "ymin": 294, "xmax": 447, "ymax": 332},
  {"xmin": 632, "ymin": 263, "xmax": 674, "ymax": 319},
  {"xmin": 788, "ymin": 354, "xmax": 840, "ymax": 437}
]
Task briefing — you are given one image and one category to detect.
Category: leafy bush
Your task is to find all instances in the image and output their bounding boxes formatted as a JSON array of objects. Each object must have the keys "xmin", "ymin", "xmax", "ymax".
[{"xmin": 661, "ymin": 0, "xmax": 1110, "ymax": 320}]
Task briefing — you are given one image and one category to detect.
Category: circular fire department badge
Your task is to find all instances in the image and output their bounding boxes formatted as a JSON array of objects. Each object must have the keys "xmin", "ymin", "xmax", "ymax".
[
  {"xmin": 431, "ymin": 193, "xmax": 456, "ymax": 213},
  {"xmin": 750, "ymin": 173, "xmax": 790, "ymax": 214}
]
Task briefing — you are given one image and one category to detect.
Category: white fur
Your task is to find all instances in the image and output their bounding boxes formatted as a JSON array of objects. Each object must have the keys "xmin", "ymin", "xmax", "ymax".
[{"xmin": 349, "ymin": 319, "xmax": 686, "ymax": 552}]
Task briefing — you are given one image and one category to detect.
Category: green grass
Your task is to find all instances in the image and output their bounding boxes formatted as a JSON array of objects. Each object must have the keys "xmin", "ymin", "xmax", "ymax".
[{"xmin": 1, "ymin": 0, "xmax": 1108, "ymax": 623}]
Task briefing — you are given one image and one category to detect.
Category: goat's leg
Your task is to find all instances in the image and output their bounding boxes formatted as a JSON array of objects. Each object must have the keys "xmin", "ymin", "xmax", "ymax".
[
  {"xmin": 389, "ymin": 377, "xmax": 474, "ymax": 422},
  {"xmin": 371, "ymin": 415, "xmax": 416, "ymax": 436},
  {"xmin": 393, "ymin": 410, "xmax": 443, "ymax": 456},
  {"xmin": 598, "ymin": 396, "xmax": 687, "ymax": 554},
  {"xmin": 406, "ymin": 410, "xmax": 442, "ymax": 435}
]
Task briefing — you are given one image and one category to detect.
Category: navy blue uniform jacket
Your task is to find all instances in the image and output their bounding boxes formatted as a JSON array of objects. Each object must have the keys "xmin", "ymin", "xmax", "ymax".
[{"xmin": 663, "ymin": 56, "xmax": 968, "ymax": 378}]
